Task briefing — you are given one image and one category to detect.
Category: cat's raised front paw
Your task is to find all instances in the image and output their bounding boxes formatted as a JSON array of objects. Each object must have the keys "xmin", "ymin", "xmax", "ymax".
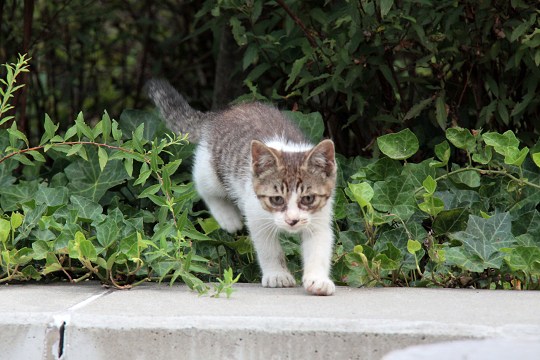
[
  {"xmin": 303, "ymin": 276, "xmax": 335, "ymax": 296},
  {"xmin": 262, "ymin": 271, "xmax": 296, "ymax": 288}
]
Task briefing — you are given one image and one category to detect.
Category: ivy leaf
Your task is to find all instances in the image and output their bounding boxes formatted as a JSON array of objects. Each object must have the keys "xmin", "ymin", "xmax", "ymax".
[
  {"xmin": 284, "ymin": 111, "xmax": 325, "ymax": 143},
  {"xmin": 372, "ymin": 175, "xmax": 416, "ymax": 220},
  {"xmin": 119, "ymin": 109, "xmax": 165, "ymax": 141},
  {"xmin": 70, "ymin": 195, "xmax": 104, "ymax": 222},
  {"xmin": 444, "ymin": 246, "xmax": 486, "ymax": 273},
  {"xmin": 512, "ymin": 210, "xmax": 540, "ymax": 247},
  {"xmin": 432, "ymin": 207, "xmax": 470, "ymax": 235},
  {"xmin": 504, "ymin": 246, "xmax": 540, "ymax": 276},
  {"xmin": 407, "ymin": 239, "xmax": 422, "ymax": 254},
  {"xmin": 377, "ymin": 128, "xmax": 419, "ymax": 160},
  {"xmin": 449, "ymin": 213, "xmax": 515, "ymax": 270},
  {"xmin": 446, "ymin": 127, "xmax": 476, "ymax": 152},
  {"xmin": 96, "ymin": 209, "xmax": 123, "ymax": 249},
  {"xmin": 532, "ymin": 152, "xmax": 540, "ymax": 168},
  {"xmin": 347, "ymin": 182, "xmax": 373, "ymax": 208},
  {"xmin": 482, "ymin": 130, "xmax": 519, "ymax": 157},
  {"xmin": 65, "ymin": 150, "xmax": 129, "ymax": 202},
  {"xmin": 422, "ymin": 175, "xmax": 437, "ymax": 194},
  {"xmin": 35, "ymin": 185, "xmax": 69, "ymax": 207},
  {"xmin": 431, "ymin": 140, "xmax": 450, "ymax": 167},
  {"xmin": 450, "ymin": 169, "xmax": 481, "ymax": 188}
]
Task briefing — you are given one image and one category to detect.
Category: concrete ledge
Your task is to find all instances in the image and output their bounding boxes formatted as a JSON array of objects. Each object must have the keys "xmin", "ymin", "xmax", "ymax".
[{"xmin": 2, "ymin": 283, "xmax": 539, "ymax": 359}]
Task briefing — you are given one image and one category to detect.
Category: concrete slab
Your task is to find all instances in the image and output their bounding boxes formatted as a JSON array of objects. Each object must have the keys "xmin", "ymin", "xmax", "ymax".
[
  {"xmin": 383, "ymin": 338, "xmax": 540, "ymax": 360},
  {"xmin": 2, "ymin": 283, "xmax": 540, "ymax": 360},
  {"xmin": 0, "ymin": 283, "xmax": 110, "ymax": 360}
]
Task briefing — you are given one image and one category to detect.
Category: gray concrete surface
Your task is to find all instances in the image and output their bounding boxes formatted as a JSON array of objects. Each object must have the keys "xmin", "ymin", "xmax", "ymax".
[
  {"xmin": 1, "ymin": 283, "xmax": 539, "ymax": 360},
  {"xmin": 383, "ymin": 338, "xmax": 540, "ymax": 360}
]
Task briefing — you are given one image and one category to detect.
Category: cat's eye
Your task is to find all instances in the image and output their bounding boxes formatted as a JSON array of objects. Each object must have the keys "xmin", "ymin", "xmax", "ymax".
[
  {"xmin": 301, "ymin": 195, "xmax": 316, "ymax": 206},
  {"xmin": 269, "ymin": 196, "xmax": 285, "ymax": 207}
]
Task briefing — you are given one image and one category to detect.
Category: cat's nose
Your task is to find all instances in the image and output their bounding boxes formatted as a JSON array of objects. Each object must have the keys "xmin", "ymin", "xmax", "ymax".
[{"xmin": 286, "ymin": 219, "xmax": 299, "ymax": 226}]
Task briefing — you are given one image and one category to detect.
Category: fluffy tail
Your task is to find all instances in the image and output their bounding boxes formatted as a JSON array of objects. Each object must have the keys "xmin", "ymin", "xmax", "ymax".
[{"xmin": 145, "ymin": 79, "xmax": 206, "ymax": 143}]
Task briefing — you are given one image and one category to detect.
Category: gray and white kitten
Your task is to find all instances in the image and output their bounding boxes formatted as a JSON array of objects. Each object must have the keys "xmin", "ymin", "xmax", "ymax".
[{"xmin": 147, "ymin": 80, "xmax": 337, "ymax": 295}]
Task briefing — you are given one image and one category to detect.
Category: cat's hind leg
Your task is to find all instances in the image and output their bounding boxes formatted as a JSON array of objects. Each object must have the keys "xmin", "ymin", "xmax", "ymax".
[{"xmin": 193, "ymin": 146, "xmax": 244, "ymax": 233}]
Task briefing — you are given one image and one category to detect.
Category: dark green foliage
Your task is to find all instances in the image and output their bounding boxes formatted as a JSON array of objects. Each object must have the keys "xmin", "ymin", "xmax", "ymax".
[
  {"xmin": 2, "ymin": 3, "xmax": 540, "ymax": 291},
  {"xmin": 199, "ymin": 0, "xmax": 540, "ymax": 155}
]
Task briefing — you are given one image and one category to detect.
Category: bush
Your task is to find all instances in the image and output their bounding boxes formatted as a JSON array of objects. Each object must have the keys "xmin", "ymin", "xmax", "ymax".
[
  {"xmin": 2, "ymin": 1, "xmax": 540, "ymax": 292},
  {"xmin": 199, "ymin": 0, "xmax": 540, "ymax": 155}
]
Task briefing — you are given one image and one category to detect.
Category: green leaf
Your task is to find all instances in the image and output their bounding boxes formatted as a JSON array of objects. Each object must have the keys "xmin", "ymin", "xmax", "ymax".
[
  {"xmin": 532, "ymin": 153, "xmax": 540, "ymax": 168},
  {"xmin": 10, "ymin": 212, "xmax": 24, "ymax": 230},
  {"xmin": 65, "ymin": 150, "xmax": 129, "ymax": 202},
  {"xmin": 31, "ymin": 240, "xmax": 51, "ymax": 260},
  {"xmin": 79, "ymin": 238, "xmax": 97, "ymax": 261},
  {"xmin": 8, "ymin": 121, "xmax": 29, "ymax": 147},
  {"xmin": 407, "ymin": 239, "xmax": 422, "ymax": 254},
  {"xmin": 35, "ymin": 185, "xmax": 69, "ymax": 207},
  {"xmin": 450, "ymin": 169, "xmax": 481, "ymax": 188},
  {"xmin": 134, "ymin": 162, "xmax": 152, "ymax": 187},
  {"xmin": 445, "ymin": 246, "xmax": 486, "ymax": 273},
  {"xmin": 435, "ymin": 94, "xmax": 447, "ymax": 130},
  {"xmin": 372, "ymin": 175, "xmax": 416, "ymax": 221},
  {"xmin": 284, "ymin": 111, "xmax": 325, "ymax": 143},
  {"xmin": 70, "ymin": 195, "xmax": 104, "ymax": 222},
  {"xmin": 98, "ymin": 147, "xmax": 108, "ymax": 171},
  {"xmin": 418, "ymin": 195, "xmax": 444, "ymax": 216},
  {"xmin": 433, "ymin": 140, "xmax": 450, "ymax": 166},
  {"xmin": 432, "ymin": 208, "xmax": 470, "ymax": 235},
  {"xmin": 101, "ymin": 111, "xmax": 112, "ymax": 143},
  {"xmin": 286, "ymin": 56, "xmax": 308, "ymax": 90},
  {"xmin": 0, "ymin": 218, "xmax": 10, "ymax": 244},
  {"xmin": 505, "ymin": 246, "xmax": 540, "ymax": 276},
  {"xmin": 64, "ymin": 125, "xmax": 78, "ymax": 141},
  {"xmin": 119, "ymin": 109, "xmax": 165, "ymax": 141},
  {"xmin": 75, "ymin": 112, "xmax": 95, "ymax": 140},
  {"xmin": 229, "ymin": 16, "xmax": 247, "ymax": 46},
  {"xmin": 450, "ymin": 213, "xmax": 515, "ymax": 270},
  {"xmin": 347, "ymin": 182, "xmax": 373, "ymax": 208},
  {"xmin": 403, "ymin": 97, "xmax": 433, "ymax": 121},
  {"xmin": 40, "ymin": 114, "xmax": 59, "ymax": 146},
  {"xmin": 27, "ymin": 150, "xmax": 46, "ymax": 162},
  {"xmin": 377, "ymin": 128, "xmax": 419, "ymax": 160},
  {"xmin": 472, "ymin": 146, "xmax": 492, "ymax": 165},
  {"xmin": 422, "ymin": 175, "xmax": 436, "ymax": 194},
  {"xmin": 96, "ymin": 209, "xmax": 123, "ymax": 248},
  {"xmin": 503, "ymin": 147, "xmax": 529, "ymax": 166},
  {"xmin": 482, "ymin": 130, "xmax": 519, "ymax": 152},
  {"xmin": 379, "ymin": 0, "xmax": 394, "ymax": 18},
  {"xmin": 446, "ymin": 127, "xmax": 476, "ymax": 152}
]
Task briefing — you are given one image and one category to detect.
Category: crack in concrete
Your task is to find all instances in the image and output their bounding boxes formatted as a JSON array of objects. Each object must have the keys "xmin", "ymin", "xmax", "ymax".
[{"xmin": 54, "ymin": 289, "xmax": 114, "ymax": 359}]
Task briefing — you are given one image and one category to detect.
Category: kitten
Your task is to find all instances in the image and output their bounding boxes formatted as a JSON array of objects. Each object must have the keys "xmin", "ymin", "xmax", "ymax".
[{"xmin": 147, "ymin": 80, "xmax": 337, "ymax": 295}]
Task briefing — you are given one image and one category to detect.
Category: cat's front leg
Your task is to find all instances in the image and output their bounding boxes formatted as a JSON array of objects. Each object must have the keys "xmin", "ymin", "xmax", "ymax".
[
  {"xmin": 247, "ymin": 218, "xmax": 296, "ymax": 288},
  {"xmin": 301, "ymin": 224, "xmax": 336, "ymax": 296}
]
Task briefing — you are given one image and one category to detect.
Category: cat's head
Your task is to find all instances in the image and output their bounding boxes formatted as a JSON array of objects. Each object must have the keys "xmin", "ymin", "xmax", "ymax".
[{"xmin": 251, "ymin": 139, "xmax": 337, "ymax": 233}]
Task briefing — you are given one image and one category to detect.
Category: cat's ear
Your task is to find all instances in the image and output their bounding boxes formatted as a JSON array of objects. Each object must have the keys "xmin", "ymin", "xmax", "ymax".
[
  {"xmin": 251, "ymin": 140, "xmax": 282, "ymax": 177},
  {"xmin": 304, "ymin": 139, "xmax": 336, "ymax": 178}
]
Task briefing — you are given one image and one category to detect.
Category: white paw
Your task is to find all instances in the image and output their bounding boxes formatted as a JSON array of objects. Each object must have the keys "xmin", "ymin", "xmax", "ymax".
[
  {"xmin": 303, "ymin": 276, "xmax": 335, "ymax": 296},
  {"xmin": 214, "ymin": 213, "xmax": 243, "ymax": 233},
  {"xmin": 262, "ymin": 271, "xmax": 296, "ymax": 288}
]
